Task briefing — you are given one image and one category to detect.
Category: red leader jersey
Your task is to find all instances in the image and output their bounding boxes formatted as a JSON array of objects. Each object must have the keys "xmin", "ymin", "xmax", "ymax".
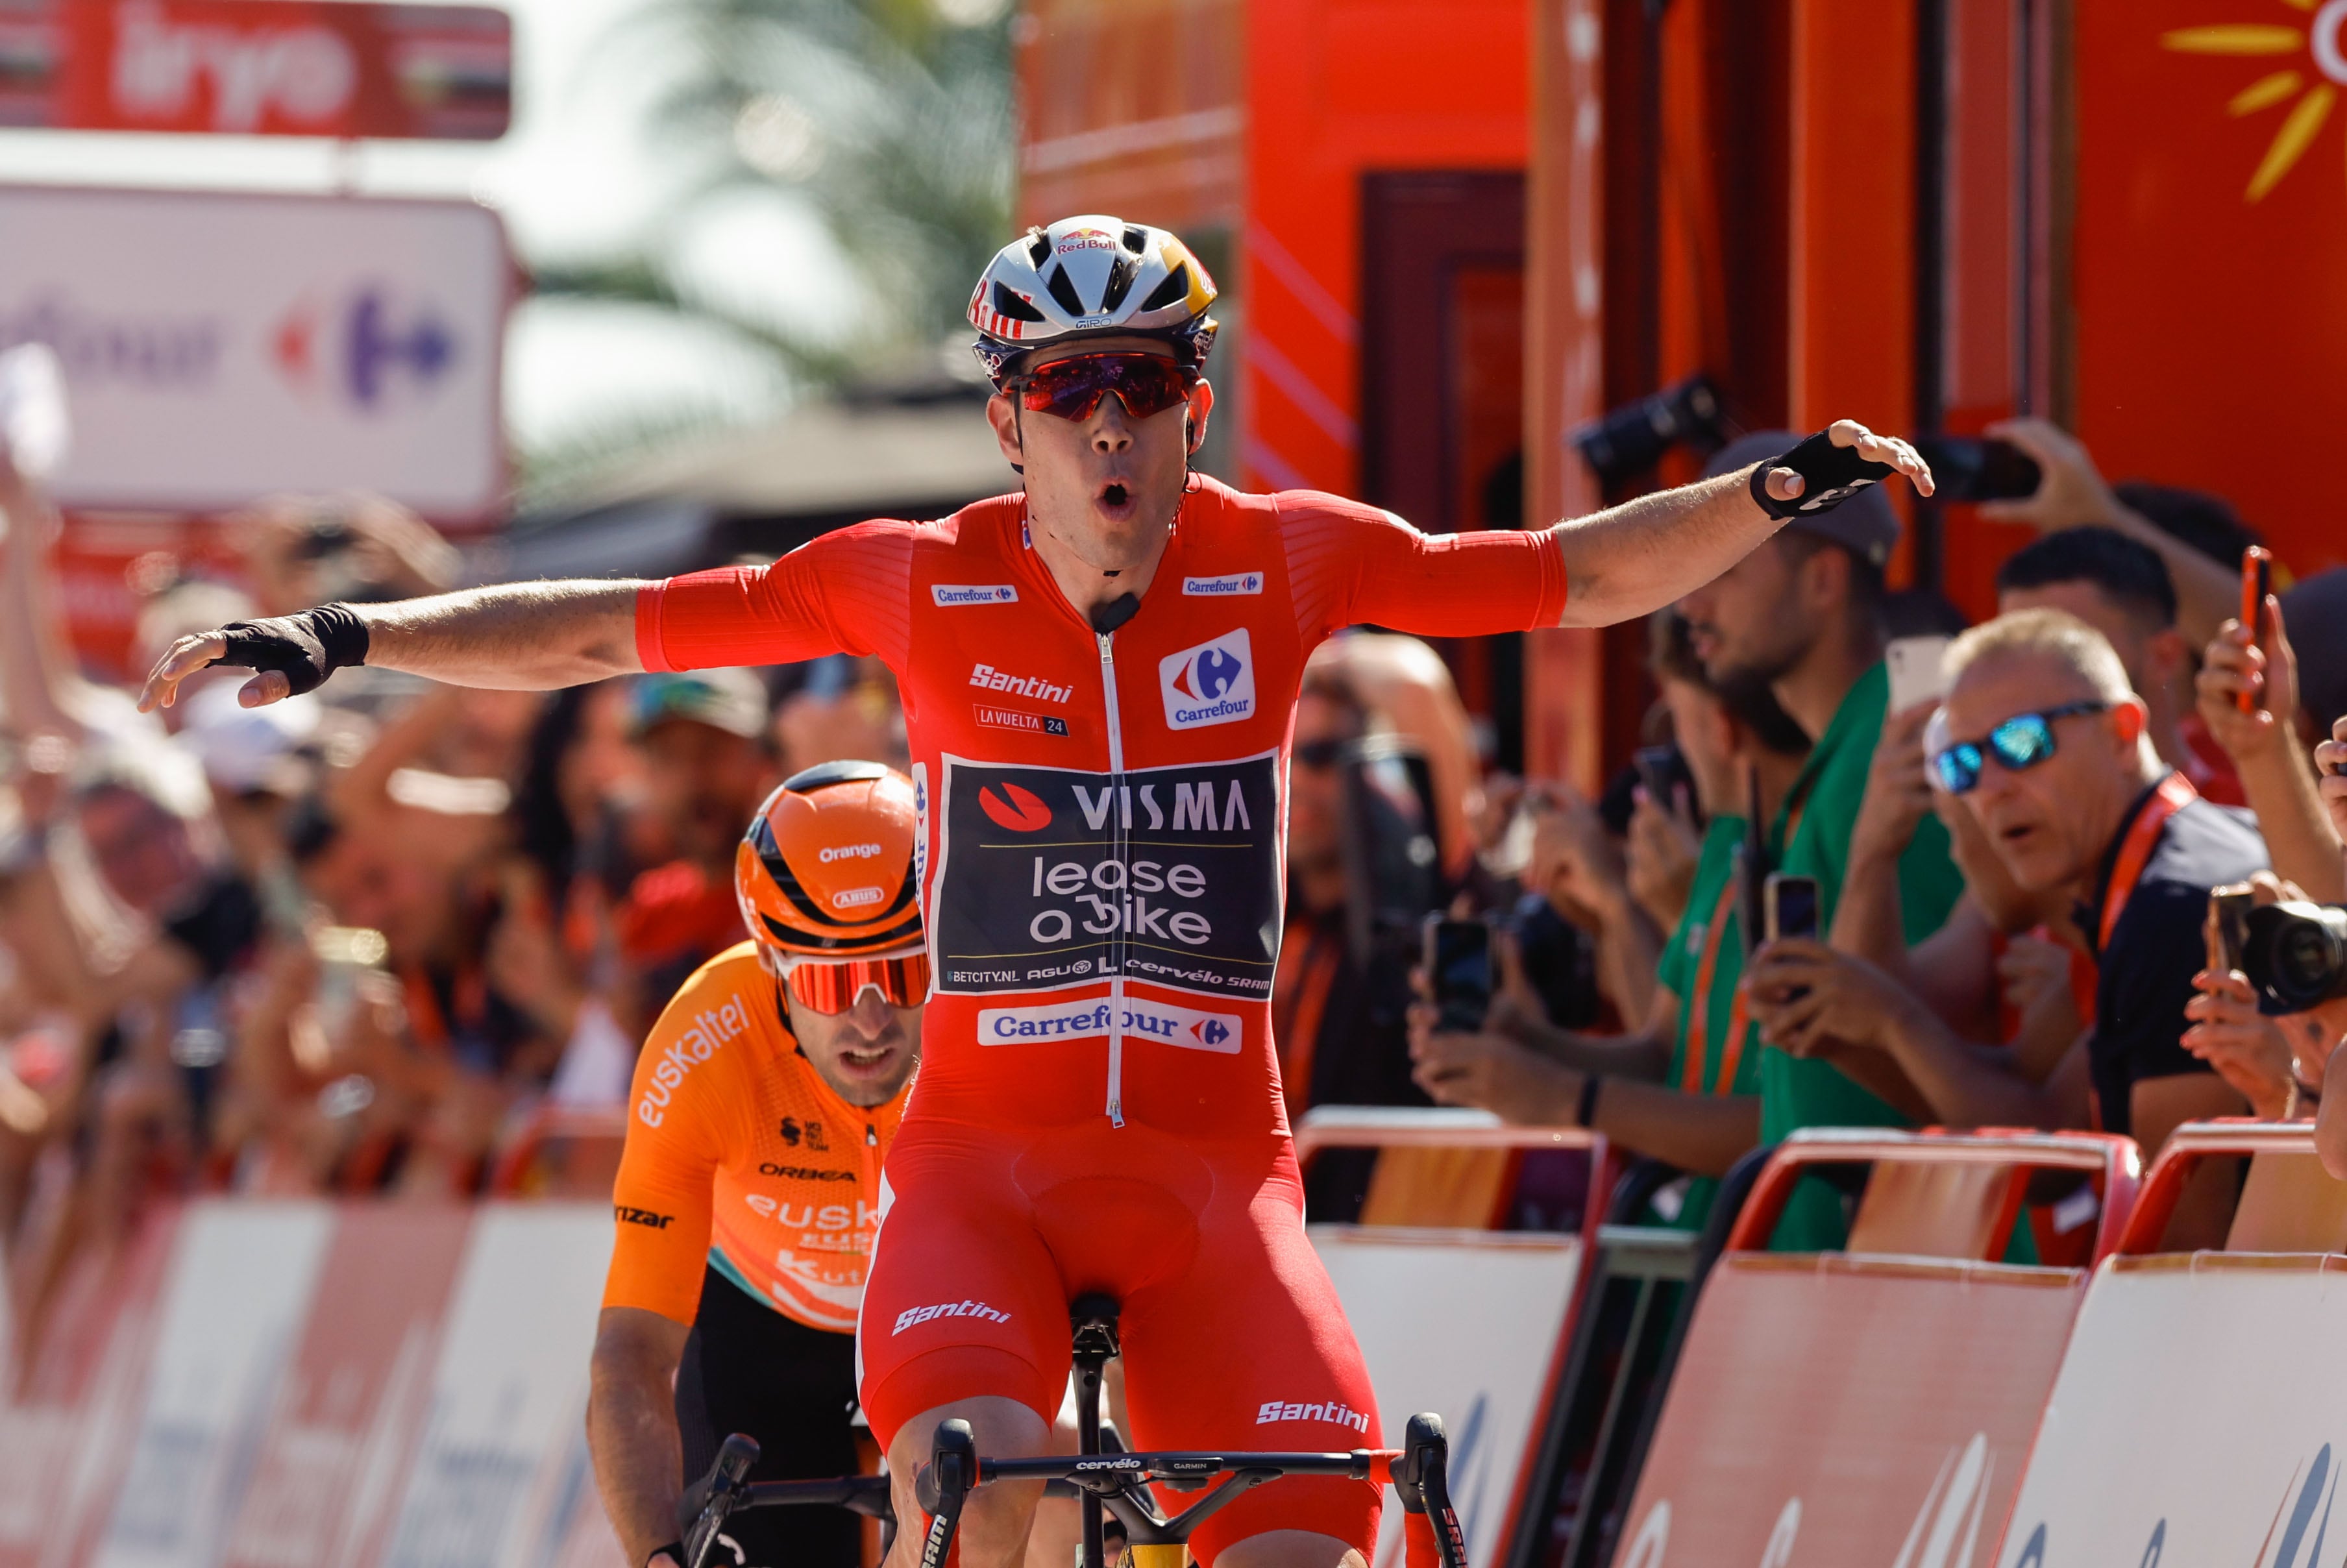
[{"xmin": 637, "ymin": 475, "xmax": 1567, "ymax": 1138}]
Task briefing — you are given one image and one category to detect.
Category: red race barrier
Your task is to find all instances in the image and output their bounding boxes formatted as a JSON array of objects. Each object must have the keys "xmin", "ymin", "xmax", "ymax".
[
  {"xmin": 1617, "ymin": 1129, "xmax": 2139, "ymax": 1568},
  {"xmin": 1991, "ymin": 1120, "xmax": 2347, "ymax": 1566}
]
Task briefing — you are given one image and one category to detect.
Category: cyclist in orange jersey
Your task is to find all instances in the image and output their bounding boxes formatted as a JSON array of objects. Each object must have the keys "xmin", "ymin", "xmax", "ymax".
[
  {"xmin": 145, "ymin": 215, "xmax": 1933, "ymax": 1568},
  {"xmin": 589, "ymin": 761, "xmax": 926, "ymax": 1568}
]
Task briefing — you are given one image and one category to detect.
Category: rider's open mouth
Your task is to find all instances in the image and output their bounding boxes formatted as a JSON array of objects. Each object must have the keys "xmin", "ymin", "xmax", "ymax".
[{"xmin": 1100, "ymin": 482, "xmax": 1129, "ymax": 510}]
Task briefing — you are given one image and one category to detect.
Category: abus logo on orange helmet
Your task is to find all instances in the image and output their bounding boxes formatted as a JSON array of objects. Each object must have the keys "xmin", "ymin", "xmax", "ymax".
[
  {"xmin": 979, "ymin": 783, "xmax": 1053, "ymax": 832},
  {"xmin": 831, "ymin": 887, "xmax": 884, "ymax": 910}
]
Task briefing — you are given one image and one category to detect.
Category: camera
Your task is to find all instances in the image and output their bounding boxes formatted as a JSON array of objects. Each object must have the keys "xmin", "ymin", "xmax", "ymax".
[{"xmin": 2242, "ymin": 901, "xmax": 2347, "ymax": 1014}]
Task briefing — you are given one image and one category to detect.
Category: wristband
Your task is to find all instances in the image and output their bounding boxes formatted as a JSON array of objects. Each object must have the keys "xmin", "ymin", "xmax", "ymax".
[
  {"xmin": 1576, "ymin": 1073, "xmax": 1604, "ymax": 1130},
  {"xmin": 208, "ymin": 602, "xmax": 371, "ymax": 696},
  {"xmin": 647, "ymin": 1542, "xmax": 686, "ymax": 1568},
  {"xmin": 1749, "ymin": 430, "xmax": 1896, "ymax": 522}
]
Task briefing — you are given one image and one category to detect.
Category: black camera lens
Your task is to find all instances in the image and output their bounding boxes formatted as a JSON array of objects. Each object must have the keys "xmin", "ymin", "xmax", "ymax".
[{"xmin": 2243, "ymin": 901, "xmax": 2347, "ymax": 1014}]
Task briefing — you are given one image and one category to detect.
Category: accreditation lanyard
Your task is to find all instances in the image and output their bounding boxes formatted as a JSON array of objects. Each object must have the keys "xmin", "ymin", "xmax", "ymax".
[
  {"xmin": 2095, "ymin": 772, "xmax": 2198, "ymax": 953},
  {"xmin": 1683, "ymin": 875, "xmax": 1752, "ymax": 1096}
]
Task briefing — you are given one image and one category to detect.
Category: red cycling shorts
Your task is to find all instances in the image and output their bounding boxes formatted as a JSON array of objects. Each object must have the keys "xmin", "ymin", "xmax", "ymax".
[{"xmin": 856, "ymin": 1116, "xmax": 1382, "ymax": 1565}]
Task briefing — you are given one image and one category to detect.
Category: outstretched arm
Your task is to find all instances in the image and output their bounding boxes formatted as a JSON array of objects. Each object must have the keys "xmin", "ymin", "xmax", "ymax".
[
  {"xmin": 1552, "ymin": 421, "xmax": 1932, "ymax": 628},
  {"xmin": 140, "ymin": 578, "xmax": 647, "ymax": 711}
]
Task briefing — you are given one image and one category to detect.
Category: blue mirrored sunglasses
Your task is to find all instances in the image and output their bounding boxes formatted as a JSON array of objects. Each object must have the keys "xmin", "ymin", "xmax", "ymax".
[{"xmin": 1929, "ymin": 701, "xmax": 2111, "ymax": 795}]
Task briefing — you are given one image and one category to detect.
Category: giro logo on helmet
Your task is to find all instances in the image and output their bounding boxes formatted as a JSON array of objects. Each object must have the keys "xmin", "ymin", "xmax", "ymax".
[{"xmin": 979, "ymin": 782, "xmax": 1054, "ymax": 833}]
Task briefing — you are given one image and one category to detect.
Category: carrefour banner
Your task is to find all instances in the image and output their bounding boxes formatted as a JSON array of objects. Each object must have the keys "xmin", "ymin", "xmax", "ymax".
[{"xmin": 0, "ymin": 185, "xmax": 510, "ymax": 518}]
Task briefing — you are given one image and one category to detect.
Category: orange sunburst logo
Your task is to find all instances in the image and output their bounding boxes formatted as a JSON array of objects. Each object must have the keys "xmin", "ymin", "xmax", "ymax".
[{"xmin": 2164, "ymin": 0, "xmax": 2347, "ymax": 199}]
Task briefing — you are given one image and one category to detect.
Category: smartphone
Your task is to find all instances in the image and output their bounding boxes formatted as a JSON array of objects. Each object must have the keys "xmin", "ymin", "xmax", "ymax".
[
  {"xmin": 1912, "ymin": 435, "xmax": 2042, "ymax": 503},
  {"xmin": 2239, "ymin": 546, "xmax": 2274, "ymax": 713},
  {"xmin": 1763, "ymin": 873, "xmax": 1821, "ymax": 943},
  {"xmin": 2207, "ymin": 884, "xmax": 2256, "ymax": 974},
  {"xmin": 1634, "ymin": 745, "xmax": 1678, "ymax": 803},
  {"xmin": 1886, "ymin": 635, "xmax": 1954, "ymax": 714},
  {"xmin": 1424, "ymin": 916, "xmax": 1494, "ymax": 1033}
]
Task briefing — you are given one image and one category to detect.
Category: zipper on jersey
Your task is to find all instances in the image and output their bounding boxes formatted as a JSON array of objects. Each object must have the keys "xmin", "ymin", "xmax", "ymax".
[{"xmin": 1098, "ymin": 630, "xmax": 1127, "ymax": 1128}]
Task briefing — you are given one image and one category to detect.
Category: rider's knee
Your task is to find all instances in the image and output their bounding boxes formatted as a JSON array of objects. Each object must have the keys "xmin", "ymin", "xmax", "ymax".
[{"xmin": 1211, "ymin": 1529, "xmax": 1369, "ymax": 1568}]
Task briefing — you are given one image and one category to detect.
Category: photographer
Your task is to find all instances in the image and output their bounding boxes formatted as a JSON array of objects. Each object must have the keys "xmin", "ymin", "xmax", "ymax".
[{"xmin": 1749, "ymin": 611, "xmax": 2263, "ymax": 1183}]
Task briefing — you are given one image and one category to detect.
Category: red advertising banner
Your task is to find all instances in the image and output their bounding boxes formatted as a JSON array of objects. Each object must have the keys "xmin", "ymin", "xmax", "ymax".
[{"xmin": 0, "ymin": 0, "xmax": 510, "ymax": 140}]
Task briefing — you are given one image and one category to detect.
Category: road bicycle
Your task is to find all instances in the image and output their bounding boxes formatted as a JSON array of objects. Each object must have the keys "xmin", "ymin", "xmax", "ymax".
[{"xmin": 680, "ymin": 1293, "xmax": 1469, "ymax": 1568}]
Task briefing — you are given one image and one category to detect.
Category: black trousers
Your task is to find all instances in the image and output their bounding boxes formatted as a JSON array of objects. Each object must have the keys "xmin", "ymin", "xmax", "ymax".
[{"xmin": 675, "ymin": 1266, "xmax": 865, "ymax": 1568}]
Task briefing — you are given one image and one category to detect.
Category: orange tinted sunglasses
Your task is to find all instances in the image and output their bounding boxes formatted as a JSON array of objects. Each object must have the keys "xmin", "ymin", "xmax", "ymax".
[{"xmin": 783, "ymin": 952, "xmax": 931, "ymax": 1015}]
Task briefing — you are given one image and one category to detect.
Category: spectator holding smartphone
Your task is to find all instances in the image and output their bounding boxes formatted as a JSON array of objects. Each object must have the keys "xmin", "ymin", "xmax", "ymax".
[
  {"xmin": 1749, "ymin": 610, "xmax": 2265, "ymax": 1231},
  {"xmin": 1406, "ymin": 613, "xmax": 1808, "ymax": 1231},
  {"xmin": 1675, "ymin": 433, "xmax": 1965, "ymax": 1246},
  {"xmin": 2194, "ymin": 589, "xmax": 2347, "ymax": 901}
]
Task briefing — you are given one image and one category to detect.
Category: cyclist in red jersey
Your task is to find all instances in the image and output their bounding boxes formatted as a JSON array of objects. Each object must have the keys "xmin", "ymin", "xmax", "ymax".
[{"xmin": 142, "ymin": 215, "xmax": 1931, "ymax": 1568}]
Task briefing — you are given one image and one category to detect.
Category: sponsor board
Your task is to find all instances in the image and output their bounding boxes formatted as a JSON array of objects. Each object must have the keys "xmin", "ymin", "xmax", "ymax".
[
  {"xmin": 378, "ymin": 1205, "xmax": 614, "ymax": 1568},
  {"xmin": 1310, "ymin": 1228, "xmax": 1583, "ymax": 1568},
  {"xmin": 1619, "ymin": 1256, "xmax": 2079, "ymax": 1568},
  {"xmin": 976, "ymin": 996, "xmax": 1240, "ymax": 1052},
  {"xmin": 220, "ymin": 1205, "xmax": 473, "ymax": 1568},
  {"xmin": 1995, "ymin": 1258, "xmax": 2347, "ymax": 1565},
  {"xmin": 0, "ymin": 185, "xmax": 509, "ymax": 516},
  {"xmin": 931, "ymin": 752, "xmax": 1280, "ymax": 1000},
  {"xmin": 1159, "ymin": 629, "xmax": 1257, "ymax": 729},
  {"xmin": 98, "ymin": 1202, "xmax": 338, "ymax": 1568}
]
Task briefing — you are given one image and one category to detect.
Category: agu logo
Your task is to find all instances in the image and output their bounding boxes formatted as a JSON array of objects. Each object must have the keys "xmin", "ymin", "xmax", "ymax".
[{"xmin": 1159, "ymin": 630, "xmax": 1257, "ymax": 729}]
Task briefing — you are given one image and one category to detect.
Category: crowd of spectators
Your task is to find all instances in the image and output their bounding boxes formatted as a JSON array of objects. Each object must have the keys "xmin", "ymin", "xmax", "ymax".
[{"xmin": 5, "ymin": 405, "xmax": 2347, "ymax": 1334}]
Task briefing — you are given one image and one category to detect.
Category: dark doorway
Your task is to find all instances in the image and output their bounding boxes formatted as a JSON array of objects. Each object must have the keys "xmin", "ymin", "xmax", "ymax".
[{"xmin": 1359, "ymin": 169, "xmax": 1528, "ymax": 772}]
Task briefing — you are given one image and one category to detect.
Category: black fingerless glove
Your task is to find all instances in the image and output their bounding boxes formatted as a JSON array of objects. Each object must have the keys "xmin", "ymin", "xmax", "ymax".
[
  {"xmin": 1749, "ymin": 429, "xmax": 1897, "ymax": 521},
  {"xmin": 206, "ymin": 603, "xmax": 370, "ymax": 696},
  {"xmin": 646, "ymin": 1541, "xmax": 687, "ymax": 1568}
]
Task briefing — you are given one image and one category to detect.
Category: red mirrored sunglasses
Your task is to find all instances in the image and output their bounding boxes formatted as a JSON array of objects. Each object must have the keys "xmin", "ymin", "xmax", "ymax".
[
  {"xmin": 1013, "ymin": 353, "xmax": 1196, "ymax": 423},
  {"xmin": 782, "ymin": 952, "xmax": 931, "ymax": 1015}
]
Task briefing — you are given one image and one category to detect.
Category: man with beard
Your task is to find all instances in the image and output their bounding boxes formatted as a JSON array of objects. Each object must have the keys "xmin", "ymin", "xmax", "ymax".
[{"xmin": 1676, "ymin": 432, "xmax": 1965, "ymax": 1247}]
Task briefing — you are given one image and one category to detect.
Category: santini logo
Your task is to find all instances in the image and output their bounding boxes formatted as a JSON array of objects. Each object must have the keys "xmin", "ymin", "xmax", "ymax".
[
  {"xmin": 932, "ymin": 584, "xmax": 1018, "ymax": 606},
  {"xmin": 1183, "ymin": 572, "xmax": 1263, "ymax": 596},
  {"xmin": 894, "ymin": 1299, "xmax": 1012, "ymax": 1334},
  {"xmin": 970, "ymin": 663, "xmax": 1071, "ymax": 704},
  {"xmin": 1159, "ymin": 629, "xmax": 1256, "ymax": 730},
  {"xmin": 1256, "ymin": 1399, "xmax": 1370, "ymax": 1435}
]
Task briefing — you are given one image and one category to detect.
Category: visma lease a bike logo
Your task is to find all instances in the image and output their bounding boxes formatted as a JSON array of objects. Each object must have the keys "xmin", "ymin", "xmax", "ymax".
[
  {"xmin": 933, "ymin": 753, "xmax": 1279, "ymax": 1000},
  {"xmin": 1159, "ymin": 629, "xmax": 1255, "ymax": 729}
]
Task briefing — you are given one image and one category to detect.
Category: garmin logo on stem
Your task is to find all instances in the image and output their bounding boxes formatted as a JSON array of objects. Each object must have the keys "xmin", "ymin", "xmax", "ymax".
[
  {"xmin": 894, "ymin": 1299, "xmax": 1012, "ymax": 1334},
  {"xmin": 933, "ymin": 584, "xmax": 1018, "ymax": 606},
  {"xmin": 1255, "ymin": 1399, "xmax": 1370, "ymax": 1435}
]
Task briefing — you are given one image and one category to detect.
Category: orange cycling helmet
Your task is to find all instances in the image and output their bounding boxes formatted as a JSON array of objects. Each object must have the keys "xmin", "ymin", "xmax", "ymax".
[{"xmin": 735, "ymin": 760, "xmax": 924, "ymax": 968}]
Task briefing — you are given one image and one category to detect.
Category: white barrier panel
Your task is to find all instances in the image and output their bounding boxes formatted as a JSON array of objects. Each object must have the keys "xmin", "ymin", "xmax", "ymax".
[
  {"xmin": 380, "ymin": 1204, "xmax": 617, "ymax": 1568},
  {"xmin": 223, "ymin": 1205, "xmax": 476, "ymax": 1568},
  {"xmin": 97, "ymin": 1203, "xmax": 336, "ymax": 1568},
  {"xmin": 1997, "ymin": 1256, "xmax": 2347, "ymax": 1565},
  {"xmin": 1311, "ymin": 1228, "xmax": 1582, "ymax": 1568}
]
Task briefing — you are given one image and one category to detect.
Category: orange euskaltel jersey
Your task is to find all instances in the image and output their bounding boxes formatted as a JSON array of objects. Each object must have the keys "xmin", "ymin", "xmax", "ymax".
[{"xmin": 602, "ymin": 941, "xmax": 903, "ymax": 1332}]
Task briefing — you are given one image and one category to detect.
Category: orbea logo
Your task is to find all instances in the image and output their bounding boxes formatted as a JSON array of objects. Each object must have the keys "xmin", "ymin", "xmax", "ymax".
[
  {"xmin": 1159, "ymin": 629, "xmax": 1257, "ymax": 730},
  {"xmin": 979, "ymin": 782, "xmax": 1053, "ymax": 832},
  {"xmin": 933, "ymin": 584, "xmax": 1018, "ymax": 606},
  {"xmin": 1183, "ymin": 572, "xmax": 1264, "ymax": 596},
  {"xmin": 818, "ymin": 843, "xmax": 883, "ymax": 863},
  {"xmin": 894, "ymin": 1299, "xmax": 1011, "ymax": 1334}
]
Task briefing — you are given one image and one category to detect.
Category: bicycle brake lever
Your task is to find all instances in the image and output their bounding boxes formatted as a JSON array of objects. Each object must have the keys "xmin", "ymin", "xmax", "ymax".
[{"xmin": 680, "ymin": 1433, "xmax": 761, "ymax": 1568}]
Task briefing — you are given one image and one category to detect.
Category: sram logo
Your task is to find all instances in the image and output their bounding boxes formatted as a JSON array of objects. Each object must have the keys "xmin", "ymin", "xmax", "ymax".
[{"xmin": 1159, "ymin": 628, "xmax": 1255, "ymax": 729}]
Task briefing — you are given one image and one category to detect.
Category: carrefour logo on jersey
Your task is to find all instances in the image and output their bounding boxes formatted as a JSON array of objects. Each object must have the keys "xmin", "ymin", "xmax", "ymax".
[
  {"xmin": 1160, "ymin": 629, "xmax": 1257, "ymax": 729},
  {"xmin": 1183, "ymin": 572, "xmax": 1264, "ymax": 596},
  {"xmin": 976, "ymin": 998, "xmax": 1241, "ymax": 1053},
  {"xmin": 933, "ymin": 584, "xmax": 1019, "ymax": 607}
]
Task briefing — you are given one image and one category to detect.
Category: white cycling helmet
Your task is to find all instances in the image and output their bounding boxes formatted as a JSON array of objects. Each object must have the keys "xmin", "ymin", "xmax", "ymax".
[{"xmin": 968, "ymin": 215, "xmax": 1220, "ymax": 386}]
